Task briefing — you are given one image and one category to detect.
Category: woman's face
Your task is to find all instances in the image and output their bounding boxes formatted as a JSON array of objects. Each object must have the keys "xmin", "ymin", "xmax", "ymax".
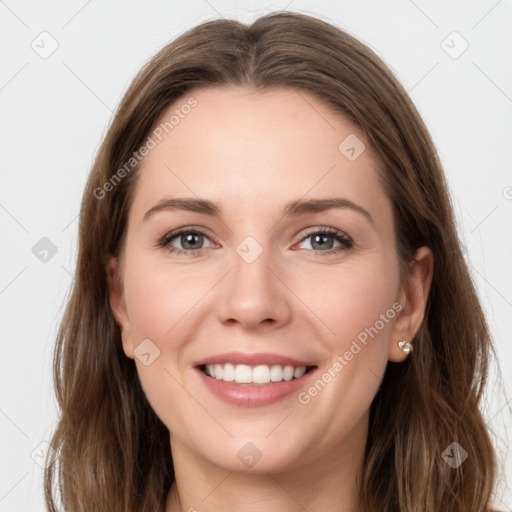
[{"xmin": 108, "ymin": 86, "xmax": 429, "ymax": 474}]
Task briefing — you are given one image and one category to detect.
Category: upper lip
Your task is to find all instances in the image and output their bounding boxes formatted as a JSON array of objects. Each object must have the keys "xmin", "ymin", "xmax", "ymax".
[{"xmin": 192, "ymin": 351, "xmax": 316, "ymax": 368}]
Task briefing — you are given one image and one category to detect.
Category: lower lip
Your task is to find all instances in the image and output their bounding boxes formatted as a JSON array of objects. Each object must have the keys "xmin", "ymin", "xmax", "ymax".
[{"xmin": 195, "ymin": 367, "xmax": 317, "ymax": 407}]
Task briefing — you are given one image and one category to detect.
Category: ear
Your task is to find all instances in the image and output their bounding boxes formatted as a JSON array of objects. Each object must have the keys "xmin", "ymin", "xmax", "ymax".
[
  {"xmin": 388, "ymin": 246, "xmax": 434, "ymax": 362},
  {"xmin": 106, "ymin": 257, "xmax": 134, "ymax": 359}
]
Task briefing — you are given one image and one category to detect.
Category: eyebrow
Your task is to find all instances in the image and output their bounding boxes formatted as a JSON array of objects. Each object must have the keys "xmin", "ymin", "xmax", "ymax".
[{"xmin": 143, "ymin": 197, "xmax": 374, "ymax": 225}]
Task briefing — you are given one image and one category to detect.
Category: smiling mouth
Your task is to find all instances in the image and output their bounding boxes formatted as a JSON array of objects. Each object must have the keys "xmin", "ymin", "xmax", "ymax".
[{"xmin": 198, "ymin": 363, "xmax": 317, "ymax": 385}]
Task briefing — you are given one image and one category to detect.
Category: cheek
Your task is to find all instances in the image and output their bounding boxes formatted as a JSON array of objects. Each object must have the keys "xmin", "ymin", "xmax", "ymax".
[
  {"xmin": 123, "ymin": 259, "xmax": 208, "ymax": 345},
  {"xmin": 120, "ymin": 258, "xmax": 208, "ymax": 432},
  {"xmin": 293, "ymin": 261, "xmax": 398, "ymax": 447},
  {"xmin": 306, "ymin": 256, "xmax": 400, "ymax": 351}
]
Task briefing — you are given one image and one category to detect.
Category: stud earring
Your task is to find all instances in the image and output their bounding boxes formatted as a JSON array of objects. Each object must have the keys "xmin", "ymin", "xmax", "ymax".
[{"xmin": 398, "ymin": 340, "xmax": 413, "ymax": 354}]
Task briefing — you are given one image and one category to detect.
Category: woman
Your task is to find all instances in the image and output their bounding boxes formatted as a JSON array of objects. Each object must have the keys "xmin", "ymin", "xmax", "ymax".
[{"xmin": 44, "ymin": 11, "xmax": 499, "ymax": 512}]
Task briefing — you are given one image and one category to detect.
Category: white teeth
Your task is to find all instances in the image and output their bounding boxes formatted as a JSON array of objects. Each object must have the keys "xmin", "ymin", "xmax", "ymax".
[
  {"xmin": 283, "ymin": 366, "xmax": 294, "ymax": 381},
  {"xmin": 203, "ymin": 363, "xmax": 309, "ymax": 384},
  {"xmin": 270, "ymin": 365, "xmax": 283, "ymax": 382},
  {"xmin": 234, "ymin": 364, "xmax": 252, "ymax": 383},
  {"xmin": 293, "ymin": 366, "xmax": 306, "ymax": 378},
  {"xmin": 252, "ymin": 365, "xmax": 270, "ymax": 384},
  {"xmin": 222, "ymin": 363, "xmax": 235, "ymax": 381}
]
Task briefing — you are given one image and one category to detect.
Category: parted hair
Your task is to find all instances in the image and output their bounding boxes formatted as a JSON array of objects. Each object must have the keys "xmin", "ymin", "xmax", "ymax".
[{"xmin": 44, "ymin": 11, "xmax": 498, "ymax": 512}]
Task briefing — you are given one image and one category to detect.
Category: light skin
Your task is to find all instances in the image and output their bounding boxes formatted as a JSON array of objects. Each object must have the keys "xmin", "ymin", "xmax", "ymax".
[{"xmin": 107, "ymin": 86, "xmax": 433, "ymax": 512}]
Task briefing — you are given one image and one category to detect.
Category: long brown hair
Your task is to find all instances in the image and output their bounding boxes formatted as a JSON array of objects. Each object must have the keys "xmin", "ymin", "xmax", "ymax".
[{"xmin": 44, "ymin": 11, "xmax": 498, "ymax": 511}]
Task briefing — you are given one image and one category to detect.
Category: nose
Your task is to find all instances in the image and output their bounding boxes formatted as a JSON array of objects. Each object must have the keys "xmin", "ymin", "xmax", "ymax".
[{"xmin": 216, "ymin": 243, "xmax": 292, "ymax": 330}]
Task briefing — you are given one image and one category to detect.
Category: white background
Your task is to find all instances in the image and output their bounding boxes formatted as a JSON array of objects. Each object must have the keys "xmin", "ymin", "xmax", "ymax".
[{"xmin": 1, "ymin": 1, "xmax": 511, "ymax": 510}]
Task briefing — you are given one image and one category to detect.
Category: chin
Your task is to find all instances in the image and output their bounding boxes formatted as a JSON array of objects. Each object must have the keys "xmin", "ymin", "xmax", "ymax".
[{"xmin": 188, "ymin": 429, "xmax": 311, "ymax": 474}]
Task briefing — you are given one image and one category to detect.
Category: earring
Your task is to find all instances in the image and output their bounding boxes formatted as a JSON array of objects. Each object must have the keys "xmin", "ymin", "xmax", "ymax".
[{"xmin": 398, "ymin": 340, "xmax": 413, "ymax": 354}]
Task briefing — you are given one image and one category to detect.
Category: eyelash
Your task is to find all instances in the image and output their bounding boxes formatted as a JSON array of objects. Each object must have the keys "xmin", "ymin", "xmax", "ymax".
[{"xmin": 157, "ymin": 226, "xmax": 353, "ymax": 257}]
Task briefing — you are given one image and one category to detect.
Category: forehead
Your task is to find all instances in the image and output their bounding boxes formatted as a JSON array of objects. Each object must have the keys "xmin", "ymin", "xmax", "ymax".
[{"xmin": 130, "ymin": 86, "xmax": 389, "ymax": 224}]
